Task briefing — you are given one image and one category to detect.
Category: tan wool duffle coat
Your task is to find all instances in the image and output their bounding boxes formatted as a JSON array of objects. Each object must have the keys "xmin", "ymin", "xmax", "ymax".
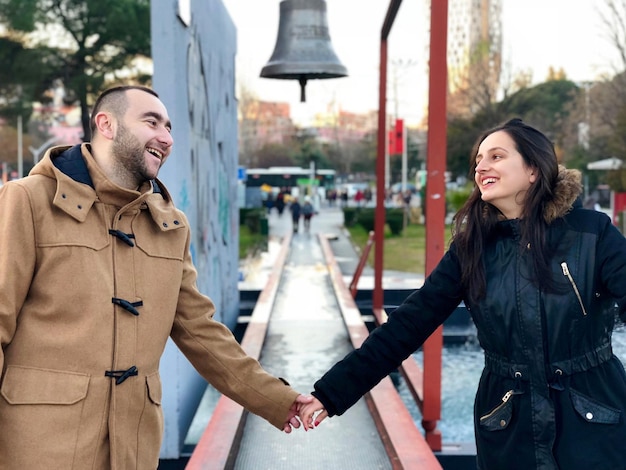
[{"xmin": 0, "ymin": 144, "xmax": 299, "ymax": 469}]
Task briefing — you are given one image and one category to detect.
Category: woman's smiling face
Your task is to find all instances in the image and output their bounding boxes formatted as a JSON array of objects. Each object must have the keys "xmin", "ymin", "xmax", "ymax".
[{"xmin": 474, "ymin": 130, "xmax": 537, "ymax": 219}]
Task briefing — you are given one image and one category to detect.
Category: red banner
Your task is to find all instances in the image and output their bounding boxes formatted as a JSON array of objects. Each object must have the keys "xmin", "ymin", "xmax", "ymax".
[{"xmin": 388, "ymin": 119, "xmax": 404, "ymax": 155}]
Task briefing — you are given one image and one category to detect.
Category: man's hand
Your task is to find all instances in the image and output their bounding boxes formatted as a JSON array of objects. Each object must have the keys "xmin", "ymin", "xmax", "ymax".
[{"xmin": 283, "ymin": 394, "xmax": 313, "ymax": 433}]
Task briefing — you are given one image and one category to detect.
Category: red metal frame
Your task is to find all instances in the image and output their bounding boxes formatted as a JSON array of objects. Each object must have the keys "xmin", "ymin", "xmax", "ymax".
[
  {"xmin": 374, "ymin": 0, "xmax": 448, "ymax": 451},
  {"xmin": 349, "ymin": 231, "xmax": 375, "ymax": 298},
  {"xmin": 321, "ymin": 236, "xmax": 442, "ymax": 469}
]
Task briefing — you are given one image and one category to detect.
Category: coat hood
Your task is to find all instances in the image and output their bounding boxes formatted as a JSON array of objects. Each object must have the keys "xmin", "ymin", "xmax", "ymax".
[
  {"xmin": 543, "ymin": 165, "xmax": 583, "ymax": 223},
  {"xmin": 30, "ymin": 144, "xmax": 180, "ymax": 231}
]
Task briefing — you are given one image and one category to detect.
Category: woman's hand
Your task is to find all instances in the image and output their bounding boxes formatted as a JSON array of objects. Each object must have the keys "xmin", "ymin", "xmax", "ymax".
[{"xmin": 299, "ymin": 397, "xmax": 328, "ymax": 430}]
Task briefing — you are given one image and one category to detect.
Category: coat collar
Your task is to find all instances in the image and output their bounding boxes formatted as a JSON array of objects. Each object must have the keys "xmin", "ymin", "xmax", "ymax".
[{"xmin": 31, "ymin": 144, "xmax": 184, "ymax": 232}]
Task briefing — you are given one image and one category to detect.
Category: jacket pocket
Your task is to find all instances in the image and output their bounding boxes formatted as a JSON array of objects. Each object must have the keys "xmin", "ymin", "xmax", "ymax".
[
  {"xmin": 132, "ymin": 217, "xmax": 187, "ymax": 261},
  {"xmin": 570, "ymin": 388, "xmax": 621, "ymax": 424},
  {"xmin": 38, "ymin": 208, "xmax": 110, "ymax": 251},
  {"xmin": 0, "ymin": 366, "xmax": 90, "ymax": 468},
  {"xmin": 479, "ymin": 389, "xmax": 515, "ymax": 431},
  {"xmin": 138, "ymin": 372, "xmax": 164, "ymax": 457},
  {"xmin": 560, "ymin": 262, "xmax": 588, "ymax": 316},
  {"xmin": 146, "ymin": 371, "xmax": 162, "ymax": 405},
  {"xmin": 1, "ymin": 365, "xmax": 89, "ymax": 404}
]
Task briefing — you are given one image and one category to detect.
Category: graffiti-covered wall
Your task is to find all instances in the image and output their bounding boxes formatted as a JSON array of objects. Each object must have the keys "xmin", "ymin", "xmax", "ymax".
[{"xmin": 151, "ymin": 0, "xmax": 239, "ymax": 458}]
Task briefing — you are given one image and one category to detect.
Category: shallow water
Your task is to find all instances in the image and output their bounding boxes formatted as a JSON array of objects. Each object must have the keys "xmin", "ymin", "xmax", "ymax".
[{"xmin": 398, "ymin": 325, "xmax": 626, "ymax": 443}]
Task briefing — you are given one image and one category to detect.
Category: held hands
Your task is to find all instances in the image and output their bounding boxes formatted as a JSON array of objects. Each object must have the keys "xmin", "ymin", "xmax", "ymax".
[
  {"xmin": 282, "ymin": 394, "xmax": 328, "ymax": 433},
  {"xmin": 283, "ymin": 394, "xmax": 313, "ymax": 433},
  {"xmin": 299, "ymin": 397, "xmax": 328, "ymax": 431}
]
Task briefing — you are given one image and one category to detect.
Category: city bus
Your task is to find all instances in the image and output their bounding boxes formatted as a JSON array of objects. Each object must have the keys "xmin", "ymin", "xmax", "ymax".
[
  {"xmin": 243, "ymin": 166, "xmax": 336, "ymax": 190},
  {"xmin": 241, "ymin": 166, "xmax": 336, "ymax": 208}
]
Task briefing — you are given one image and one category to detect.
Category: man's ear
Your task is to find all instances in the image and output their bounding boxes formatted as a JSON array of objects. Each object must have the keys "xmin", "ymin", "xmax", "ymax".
[{"xmin": 93, "ymin": 112, "xmax": 115, "ymax": 140}]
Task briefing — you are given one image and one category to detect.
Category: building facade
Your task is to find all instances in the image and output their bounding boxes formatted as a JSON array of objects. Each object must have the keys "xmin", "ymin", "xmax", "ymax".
[{"xmin": 446, "ymin": 0, "xmax": 502, "ymax": 117}]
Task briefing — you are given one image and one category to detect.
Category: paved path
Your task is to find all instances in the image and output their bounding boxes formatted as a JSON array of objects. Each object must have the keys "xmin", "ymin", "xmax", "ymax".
[{"xmin": 234, "ymin": 206, "xmax": 393, "ymax": 469}]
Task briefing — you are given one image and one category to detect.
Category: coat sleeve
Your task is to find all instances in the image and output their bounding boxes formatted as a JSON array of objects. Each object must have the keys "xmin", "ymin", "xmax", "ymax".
[
  {"xmin": 169, "ymin": 217, "xmax": 299, "ymax": 430},
  {"xmin": 595, "ymin": 214, "xmax": 626, "ymax": 321},
  {"xmin": 312, "ymin": 245, "xmax": 465, "ymax": 417},
  {"xmin": 0, "ymin": 183, "xmax": 37, "ymax": 375}
]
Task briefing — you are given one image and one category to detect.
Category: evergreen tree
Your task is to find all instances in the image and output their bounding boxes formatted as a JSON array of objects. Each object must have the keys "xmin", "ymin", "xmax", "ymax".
[{"xmin": 0, "ymin": 0, "xmax": 151, "ymax": 140}]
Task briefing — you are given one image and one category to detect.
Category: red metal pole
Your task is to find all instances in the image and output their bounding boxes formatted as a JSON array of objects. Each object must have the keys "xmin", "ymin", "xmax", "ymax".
[
  {"xmin": 421, "ymin": 0, "xmax": 448, "ymax": 452},
  {"xmin": 374, "ymin": 0, "xmax": 403, "ymax": 311},
  {"xmin": 349, "ymin": 231, "xmax": 375, "ymax": 299},
  {"xmin": 373, "ymin": 36, "xmax": 388, "ymax": 311}
]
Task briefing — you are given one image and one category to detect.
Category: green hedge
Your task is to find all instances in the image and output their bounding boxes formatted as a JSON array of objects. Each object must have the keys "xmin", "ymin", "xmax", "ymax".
[
  {"xmin": 386, "ymin": 209, "xmax": 404, "ymax": 235},
  {"xmin": 239, "ymin": 208, "xmax": 267, "ymax": 234},
  {"xmin": 355, "ymin": 209, "xmax": 374, "ymax": 231},
  {"xmin": 342, "ymin": 207, "xmax": 359, "ymax": 227},
  {"xmin": 342, "ymin": 207, "xmax": 405, "ymax": 235}
]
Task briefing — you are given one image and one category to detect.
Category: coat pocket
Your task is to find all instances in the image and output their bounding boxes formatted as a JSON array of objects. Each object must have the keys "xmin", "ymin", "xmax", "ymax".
[
  {"xmin": 146, "ymin": 371, "xmax": 162, "ymax": 405},
  {"xmin": 570, "ymin": 388, "xmax": 621, "ymax": 424},
  {"xmin": 479, "ymin": 389, "xmax": 515, "ymax": 431},
  {"xmin": 138, "ymin": 372, "xmax": 164, "ymax": 458},
  {"xmin": 132, "ymin": 217, "xmax": 187, "ymax": 261},
  {"xmin": 0, "ymin": 366, "xmax": 90, "ymax": 468},
  {"xmin": 1, "ymin": 365, "xmax": 89, "ymax": 404}
]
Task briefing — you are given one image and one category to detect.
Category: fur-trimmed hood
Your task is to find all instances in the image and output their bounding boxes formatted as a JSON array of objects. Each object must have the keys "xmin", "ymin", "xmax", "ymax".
[{"xmin": 543, "ymin": 165, "xmax": 583, "ymax": 223}]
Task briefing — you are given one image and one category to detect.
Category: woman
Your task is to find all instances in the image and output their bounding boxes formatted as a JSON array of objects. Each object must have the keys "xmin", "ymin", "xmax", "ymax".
[{"xmin": 300, "ymin": 119, "xmax": 626, "ymax": 469}]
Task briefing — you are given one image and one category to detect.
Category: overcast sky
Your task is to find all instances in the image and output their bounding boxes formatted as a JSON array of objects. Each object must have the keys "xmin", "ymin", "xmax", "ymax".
[{"xmin": 221, "ymin": 0, "xmax": 619, "ymax": 126}]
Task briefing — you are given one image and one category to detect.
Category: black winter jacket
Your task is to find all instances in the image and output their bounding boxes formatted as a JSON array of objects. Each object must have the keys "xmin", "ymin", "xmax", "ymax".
[{"xmin": 312, "ymin": 169, "xmax": 626, "ymax": 469}]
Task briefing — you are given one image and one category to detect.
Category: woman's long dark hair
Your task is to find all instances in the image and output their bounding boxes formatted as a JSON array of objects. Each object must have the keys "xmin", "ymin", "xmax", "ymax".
[{"xmin": 452, "ymin": 118, "xmax": 559, "ymax": 303}]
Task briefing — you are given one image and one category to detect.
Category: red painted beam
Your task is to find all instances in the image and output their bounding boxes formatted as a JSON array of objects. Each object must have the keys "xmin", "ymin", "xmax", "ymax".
[
  {"xmin": 349, "ymin": 230, "xmax": 375, "ymax": 298},
  {"xmin": 321, "ymin": 235, "xmax": 442, "ymax": 469},
  {"xmin": 375, "ymin": 1, "xmax": 404, "ymax": 311},
  {"xmin": 374, "ymin": 34, "xmax": 388, "ymax": 312},
  {"xmin": 421, "ymin": 0, "xmax": 449, "ymax": 452}
]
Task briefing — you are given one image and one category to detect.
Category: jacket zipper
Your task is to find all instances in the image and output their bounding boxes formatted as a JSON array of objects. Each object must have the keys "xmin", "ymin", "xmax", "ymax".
[
  {"xmin": 560, "ymin": 262, "xmax": 588, "ymax": 316},
  {"xmin": 479, "ymin": 389, "xmax": 514, "ymax": 422}
]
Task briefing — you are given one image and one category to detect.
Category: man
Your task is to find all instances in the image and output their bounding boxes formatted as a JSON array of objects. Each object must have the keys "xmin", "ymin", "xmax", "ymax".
[
  {"xmin": 290, "ymin": 196, "xmax": 301, "ymax": 233},
  {"xmin": 0, "ymin": 85, "xmax": 311, "ymax": 469}
]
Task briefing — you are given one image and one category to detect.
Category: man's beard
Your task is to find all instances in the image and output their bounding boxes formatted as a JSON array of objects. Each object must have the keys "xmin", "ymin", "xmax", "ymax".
[{"xmin": 111, "ymin": 123, "xmax": 155, "ymax": 186}]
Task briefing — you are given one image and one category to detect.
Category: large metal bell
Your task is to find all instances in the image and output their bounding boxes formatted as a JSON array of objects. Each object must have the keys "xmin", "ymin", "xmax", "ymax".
[{"xmin": 260, "ymin": 0, "xmax": 348, "ymax": 102}]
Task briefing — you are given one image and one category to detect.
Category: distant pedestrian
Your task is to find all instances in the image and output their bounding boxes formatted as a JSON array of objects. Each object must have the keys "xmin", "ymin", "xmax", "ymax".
[
  {"xmin": 265, "ymin": 191, "xmax": 274, "ymax": 214},
  {"xmin": 402, "ymin": 189, "xmax": 412, "ymax": 207},
  {"xmin": 340, "ymin": 190, "xmax": 348, "ymax": 207},
  {"xmin": 354, "ymin": 189, "xmax": 364, "ymax": 207},
  {"xmin": 327, "ymin": 188, "xmax": 337, "ymax": 207},
  {"xmin": 290, "ymin": 197, "xmax": 302, "ymax": 233},
  {"xmin": 364, "ymin": 187, "xmax": 372, "ymax": 205},
  {"xmin": 276, "ymin": 188, "xmax": 286, "ymax": 216},
  {"xmin": 302, "ymin": 196, "xmax": 314, "ymax": 231}
]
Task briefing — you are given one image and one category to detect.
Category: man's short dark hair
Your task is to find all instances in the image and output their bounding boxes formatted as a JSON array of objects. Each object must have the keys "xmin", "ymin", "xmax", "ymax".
[{"xmin": 89, "ymin": 85, "xmax": 159, "ymax": 136}]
